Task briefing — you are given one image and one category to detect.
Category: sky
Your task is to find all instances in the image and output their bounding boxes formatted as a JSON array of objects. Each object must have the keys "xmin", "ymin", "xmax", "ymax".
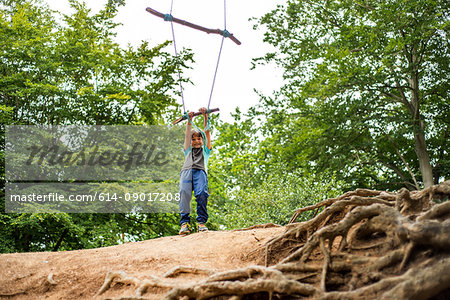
[{"xmin": 46, "ymin": 0, "xmax": 285, "ymax": 122}]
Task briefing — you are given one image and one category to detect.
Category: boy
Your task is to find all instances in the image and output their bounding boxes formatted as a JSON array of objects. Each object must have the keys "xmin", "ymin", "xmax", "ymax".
[{"xmin": 179, "ymin": 107, "xmax": 212, "ymax": 235}]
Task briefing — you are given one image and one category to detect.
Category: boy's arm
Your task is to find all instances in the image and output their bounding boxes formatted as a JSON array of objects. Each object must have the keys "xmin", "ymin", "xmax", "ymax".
[
  {"xmin": 199, "ymin": 107, "xmax": 212, "ymax": 150},
  {"xmin": 184, "ymin": 112, "xmax": 194, "ymax": 151}
]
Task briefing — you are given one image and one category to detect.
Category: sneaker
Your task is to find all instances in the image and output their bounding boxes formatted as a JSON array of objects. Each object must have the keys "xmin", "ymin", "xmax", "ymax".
[
  {"xmin": 197, "ymin": 223, "xmax": 208, "ymax": 232},
  {"xmin": 179, "ymin": 223, "xmax": 191, "ymax": 235}
]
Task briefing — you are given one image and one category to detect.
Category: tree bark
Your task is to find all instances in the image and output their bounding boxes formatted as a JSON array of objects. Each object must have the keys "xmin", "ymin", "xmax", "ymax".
[
  {"xmin": 414, "ymin": 127, "xmax": 434, "ymax": 188},
  {"xmin": 409, "ymin": 46, "xmax": 434, "ymax": 188}
]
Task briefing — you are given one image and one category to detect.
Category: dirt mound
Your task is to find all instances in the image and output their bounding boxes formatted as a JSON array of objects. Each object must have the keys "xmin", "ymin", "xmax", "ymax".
[
  {"xmin": 0, "ymin": 225, "xmax": 284, "ymax": 299},
  {"xmin": 2, "ymin": 181, "xmax": 450, "ymax": 300}
]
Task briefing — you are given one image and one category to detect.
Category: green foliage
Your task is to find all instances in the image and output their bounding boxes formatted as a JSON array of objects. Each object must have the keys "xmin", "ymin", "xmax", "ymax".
[
  {"xmin": 0, "ymin": 0, "xmax": 189, "ymax": 253},
  {"xmin": 0, "ymin": 212, "xmax": 179, "ymax": 253},
  {"xmin": 253, "ymin": 0, "xmax": 449, "ymax": 190},
  {"xmin": 206, "ymin": 109, "xmax": 262, "ymax": 229},
  {"xmin": 219, "ymin": 171, "xmax": 343, "ymax": 229},
  {"xmin": 209, "ymin": 108, "xmax": 262, "ymax": 189},
  {"xmin": 5, "ymin": 0, "xmax": 447, "ymax": 254},
  {"xmin": 0, "ymin": 0, "xmax": 192, "ymax": 125},
  {"xmin": 206, "ymin": 108, "xmax": 344, "ymax": 229}
]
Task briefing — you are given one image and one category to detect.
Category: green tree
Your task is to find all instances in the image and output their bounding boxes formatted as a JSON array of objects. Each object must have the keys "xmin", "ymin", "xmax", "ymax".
[
  {"xmin": 206, "ymin": 108, "xmax": 344, "ymax": 229},
  {"xmin": 220, "ymin": 169, "xmax": 343, "ymax": 229},
  {"xmin": 0, "ymin": 0, "xmax": 191, "ymax": 253},
  {"xmin": 0, "ymin": 0, "xmax": 192, "ymax": 125},
  {"xmin": 206, "ymin": 109, "xmax": 262, "ymax": 229},
  {"xmin": 254, "ymin": 0, "xmax": 449, "ymax": 189}
]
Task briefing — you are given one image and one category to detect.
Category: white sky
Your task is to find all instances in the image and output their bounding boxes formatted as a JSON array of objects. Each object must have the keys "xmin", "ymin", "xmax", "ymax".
[{"xmin": 46, "ymin": 0, "xmax": 285, "ymax": 122}]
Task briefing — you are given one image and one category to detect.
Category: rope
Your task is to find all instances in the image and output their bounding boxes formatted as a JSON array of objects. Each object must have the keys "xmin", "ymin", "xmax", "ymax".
[
  {"xmin": 223, "ymin": 0, "xmax": 227, "ymax": 30},
  {"xmin": 207, "ymin": 0, "xmax": 227, "ymax": 110},
  {"xmin": 183, "ymin": 112, "xmax": 209, "ymax": 140},
  {"xmin": 170, "ymin": 22, "xmax": 186, "ymax": 113},
  {"xmin": 167, "ymin": 0, "xmax": 186, "ymax": 113},
  {"xmin": 207, "ymin": 36, "xmax": 225, "ymax": 110},
  {"xmin": 166, "ymin": 0, "xmax": 229, "ymax": 113}
]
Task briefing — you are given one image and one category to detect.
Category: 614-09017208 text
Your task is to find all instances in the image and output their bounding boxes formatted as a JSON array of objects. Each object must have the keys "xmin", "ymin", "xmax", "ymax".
[{"xmin": 9, "ymin": 192, "xmax": 181, "ymax": 203}]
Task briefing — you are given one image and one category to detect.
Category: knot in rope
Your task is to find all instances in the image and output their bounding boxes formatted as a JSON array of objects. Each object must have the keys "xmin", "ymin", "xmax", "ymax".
[
  {"xmin": 164, "ymin": 14, "xmax": 173, "ymax": 21},
  {"xmin": 221, "ymin": 29, "xmax": 231, "ymax": 38}
]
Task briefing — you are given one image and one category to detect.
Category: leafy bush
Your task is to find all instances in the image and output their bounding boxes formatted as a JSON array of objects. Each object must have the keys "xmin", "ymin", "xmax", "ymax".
[{"xmin": 210, "ymin": 171, "xmax": 343, "ymax": 229}]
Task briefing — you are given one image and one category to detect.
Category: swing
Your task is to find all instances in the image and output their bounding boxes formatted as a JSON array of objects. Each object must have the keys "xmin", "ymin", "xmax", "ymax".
[{"xmin": 145, "ymin": 0, "xmax": 241, "ymax": 125}]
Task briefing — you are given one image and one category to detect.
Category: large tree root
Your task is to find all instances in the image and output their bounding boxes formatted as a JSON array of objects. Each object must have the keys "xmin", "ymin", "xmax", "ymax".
[
  {"xmin": 96, "ymin": 271, "xmax": 175, "ymax": 298},
  {"xmin": 264, "ymin": 194, "xmax": 395, "ymax": 266},
  {"xmin": 320, "ymin": 256, "xmax": 450, "ymax": 300},
  {"xmin": 95, "ymin": 181, "xmax": 450, "ymax": 299}
]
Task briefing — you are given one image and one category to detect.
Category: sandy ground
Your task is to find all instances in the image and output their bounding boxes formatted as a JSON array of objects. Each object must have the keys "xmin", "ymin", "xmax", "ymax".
[{"xmin": 0, "ymin": 226, "xmax": 285, "ymax": 299}]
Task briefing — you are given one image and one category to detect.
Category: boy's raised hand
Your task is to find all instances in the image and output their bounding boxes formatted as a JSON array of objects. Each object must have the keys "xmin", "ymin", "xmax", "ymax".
[
  {"xmin": 199, "ymin": 107, "xmax": 207, "ymax": 115},
  {"xmin": 199, "ymin": 107, "xmax": 212, "ymax": 149},
  {"xmin": 187, "ymin": 111, "xmax": 195, "ymax": 125}
]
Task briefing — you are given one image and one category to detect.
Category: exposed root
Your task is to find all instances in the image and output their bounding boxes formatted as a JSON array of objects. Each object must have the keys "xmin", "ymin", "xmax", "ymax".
[
  {"xmin": 379, "ymin": 257, "xmax": 450, "ymax": 300},
  {"xmin": 319, "ymin": 238, "xmax": 331, "ymax": 292},
  {"xmin": 417, "ymin": 200, "xmax": 450, "ymax": 221},
  {"xmin": 163, "ymin": 266, "xmax": 216, "ymax": 278},
  {"xmin": 163, "ymin": 275, "xmax": 320, "ymax": 300},
  {"xmin": 95, "ymin": 181, "xmax": 450, "ymax": 299},
  {"xmin": 233, "ymin": 223, "xmax": 282, "ymax": 231},
  {"xmin": 280, "ymin": 203, "xmax": 398, "ymax": 264},
  {"xmin": 96, "ymin": 271, "xmax": 140, "ymax": 296},
  {"xmin": 0, "ymin": 290, "xmax": 27, "ymax": 297},
  {"xmin": 95, "ymin": 271, "xmax": 175, "ymax": 298},
  {"xmin": 103, "ymin": 297, "xmax": 151, "ymax": 300},
  {"xmin": 321, "ymin": 257, "xmax": 450, "ymax": 300},
  {"xmin": 265, "ymin": 194, "xmax": 395, "ymax": 266},
  {"xmin": 368, "ymin": 248, "xmax": 404, "ymax": 272},
  {"xmin": 289, "ymin": 188, "xmax": 395, "ymax": 224},
  {"xmin": 398, "ymin": 242, "xmax": 414, "ymax": 271}
]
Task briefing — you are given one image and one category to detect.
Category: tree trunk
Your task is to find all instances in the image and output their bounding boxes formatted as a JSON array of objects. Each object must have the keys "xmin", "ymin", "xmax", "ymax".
[
  {"xmin": 414, "ymin": 127, "xmax": 434, "ymax": 188},
  {"xmin": 410, "ymin": 47, "xmax": 434, "ymax": 188}
]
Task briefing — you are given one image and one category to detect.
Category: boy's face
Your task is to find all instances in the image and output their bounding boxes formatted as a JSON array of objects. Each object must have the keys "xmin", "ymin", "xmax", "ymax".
[{"xmin": 192, "ymin": 134, "xmax": 203, "ymax": 148}]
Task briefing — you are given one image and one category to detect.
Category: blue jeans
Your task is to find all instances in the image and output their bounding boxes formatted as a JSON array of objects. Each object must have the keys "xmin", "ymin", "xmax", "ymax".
[{"xmin": 179, "ymin": 168, "xmax": 209, "ymax": 225}]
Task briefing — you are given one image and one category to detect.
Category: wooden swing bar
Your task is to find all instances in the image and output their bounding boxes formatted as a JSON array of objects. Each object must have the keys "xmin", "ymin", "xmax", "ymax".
[
  {"xmin": 145, "ymin": 7, "xmax": 241, "ymax": 45},
  {"xmin": 172, "ymin": 108, "xmax": 220, "ymax": 125}
]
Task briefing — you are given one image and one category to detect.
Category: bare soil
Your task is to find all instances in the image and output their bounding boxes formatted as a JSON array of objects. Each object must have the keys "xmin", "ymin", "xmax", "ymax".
[{"xmin": 0, "ymin": 226, "xmax": 284, "ymax": 300}]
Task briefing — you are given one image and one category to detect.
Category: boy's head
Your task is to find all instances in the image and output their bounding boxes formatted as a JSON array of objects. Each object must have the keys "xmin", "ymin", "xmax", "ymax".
[{"xmin": 191, "ymin": 131, "xmax": 203, "ymax": 148}]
